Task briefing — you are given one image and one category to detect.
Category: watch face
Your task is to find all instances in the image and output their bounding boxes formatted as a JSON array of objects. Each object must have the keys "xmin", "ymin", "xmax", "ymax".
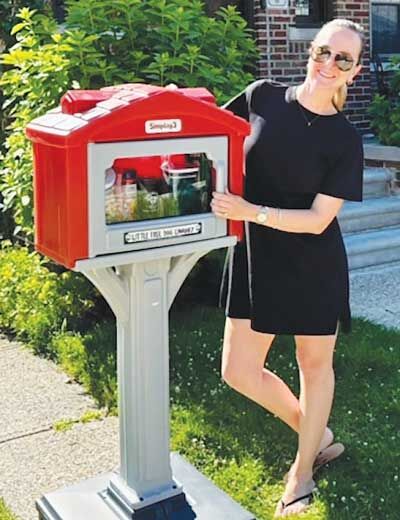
[{"xmin": 257, "ymin": 212, "xmax": 267, "ymax": 223}]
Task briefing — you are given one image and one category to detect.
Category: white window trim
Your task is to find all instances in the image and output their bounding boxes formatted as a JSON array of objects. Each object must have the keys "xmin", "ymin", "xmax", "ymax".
[{"xmin": 372, "ymin": 0, "xmax": 400, "ymax": 4}]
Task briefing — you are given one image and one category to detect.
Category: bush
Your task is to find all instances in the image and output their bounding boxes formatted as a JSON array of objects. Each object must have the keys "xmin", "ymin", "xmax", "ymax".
[
  {"xmin": 65, "ymin": 0, "xmax": 257, "ymax": 100},
  {"xmin": 0, "ymin": 3, "xmax": 256, "ymax": 238},
  {"xmin": 0, "ymin": 8, "xmax": 106, "ymax": 236},
  {"xmin": 368, "ymin": 56, "xmax": 400, "ymax": 146},
  {"xmin": 52, "ymin": 323, "xmax": 117, "ymax": 411},
  {"xmin": 0, "ymin": 243, "xmax": 99, "ymax": 355},
  {"xmin": 52, "ymin": 331, "xmax": 87, "ymax": 381}
]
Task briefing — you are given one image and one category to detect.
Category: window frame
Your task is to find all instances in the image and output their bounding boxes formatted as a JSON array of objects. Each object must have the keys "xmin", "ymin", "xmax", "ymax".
[
  {"xmin": 371, "ymin": 0, "xmax": 400, "ymax": 59},
  {"xmin": 294, "ymin": 0, "xmax": 333, "ymax": 29}
]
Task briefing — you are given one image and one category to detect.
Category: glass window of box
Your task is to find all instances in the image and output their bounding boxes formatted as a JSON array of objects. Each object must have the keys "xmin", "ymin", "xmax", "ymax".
[{"xmin": 105, "ymin": 152, "xmax": 215, "ymax": 225}]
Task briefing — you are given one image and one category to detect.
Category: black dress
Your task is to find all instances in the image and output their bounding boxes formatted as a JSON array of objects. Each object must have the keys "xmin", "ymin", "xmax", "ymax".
[{"xmin": 223, "ymin": 80, "xmax": 364, "ymax": 336}]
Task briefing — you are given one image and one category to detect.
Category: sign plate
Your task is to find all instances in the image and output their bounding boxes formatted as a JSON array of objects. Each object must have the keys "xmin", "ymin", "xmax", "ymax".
[
  {"xmin": 145, "ymin": 119, "xmax": 182, "ymax": 134},
  {"xmin": 124, "ymin": 223, "xmax": 202, "ymax": 244},
  {"xmin": 266, "ymin": 0, "xmax": 288, "ymax": 7}
]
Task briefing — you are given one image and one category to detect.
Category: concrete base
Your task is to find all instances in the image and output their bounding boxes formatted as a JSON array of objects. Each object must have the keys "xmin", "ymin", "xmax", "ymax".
[{"xmin": 36, "ymin": 453, "xmax": 255, "ymax": 520}]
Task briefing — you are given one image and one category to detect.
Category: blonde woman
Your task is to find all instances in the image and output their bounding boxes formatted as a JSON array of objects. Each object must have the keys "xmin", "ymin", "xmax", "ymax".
[{"xmin": 212, "ymin": 19, "xmax": 364, "ymax": 516}]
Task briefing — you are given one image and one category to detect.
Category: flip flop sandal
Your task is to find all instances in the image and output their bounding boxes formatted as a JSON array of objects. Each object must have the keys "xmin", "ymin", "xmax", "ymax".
[
  {"xmin": 274, "ymin": 490, "xmax": 315, "ymax": 517},
  {"xmin": 283, "ymin": 442, "xmax": 345, "ymax": 483}
]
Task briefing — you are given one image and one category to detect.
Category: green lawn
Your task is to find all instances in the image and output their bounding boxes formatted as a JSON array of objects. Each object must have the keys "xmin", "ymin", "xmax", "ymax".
[
  {"xmin": 169, "ymin": 306, "xmax": 400, "ymax": 519},
  {"xmin": 0, "ymin": 499, "xmax": 17, "ymax": 520}
]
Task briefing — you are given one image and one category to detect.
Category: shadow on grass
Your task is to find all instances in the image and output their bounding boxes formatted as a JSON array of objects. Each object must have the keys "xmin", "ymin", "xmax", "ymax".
[{"xmin": 169, "ymin": 305, "xmax": 400, "ymax": 520}]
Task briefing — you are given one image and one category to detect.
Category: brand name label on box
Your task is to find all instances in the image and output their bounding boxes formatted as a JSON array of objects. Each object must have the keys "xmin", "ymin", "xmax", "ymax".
[
  {"xmin": 145, "ymin": 119, "xmax": 182, "ymax": 134},
  {"xmin": 124, "ymin": 223, "xmax": 202, "ymax": 244}
]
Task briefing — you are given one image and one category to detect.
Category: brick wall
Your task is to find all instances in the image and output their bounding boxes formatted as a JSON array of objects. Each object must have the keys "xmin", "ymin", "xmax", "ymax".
[{"xmin": 253, "ymin": 0, "xmax": 371, "ymax": 132}]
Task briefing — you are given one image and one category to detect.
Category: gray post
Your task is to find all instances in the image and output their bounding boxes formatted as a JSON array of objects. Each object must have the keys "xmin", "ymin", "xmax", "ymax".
[{"xmin": 36, "ymin": 238, "xmax": 255, "ymax": 519}]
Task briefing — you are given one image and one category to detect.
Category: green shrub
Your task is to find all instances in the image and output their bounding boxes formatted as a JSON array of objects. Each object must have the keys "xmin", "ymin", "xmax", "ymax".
[
  {"xmin": 51, "ymin": 323, "xmax": 118, "ymax": 411},
  {"xmin": 0, "ymin": 0, "xmax": 49, "ymax": 161},
  {"xmin": 0, "ymin": 498, "xmax": 17, "ymax": 520},
  {"xmin": 0, "ymin": 3, "xmax": 256, "ymax": 237},
  {"xmin": 0, "ymin": 0, "xmax": 48, "ymax": 51},
  {"xmin": 65, "ymin": 0, "xmax": 257, "ymax": 101},
  {"xmin": 0, "ymin": 243, "xmax": 98, "ymax": 355},
  {"xmin": 83, "ymin": 322, "xmax": 117, "ymax": 411},
  {"xmin": 0, "ymin": 8, "xmax": 107, "ymax": 236},
  {"xmin": 368, "ymin": 56, "xmax": 400, "ymax": 146},
  {"xmin": 52, "ymin": 331, "xmax": 87, "ymax": 381}
]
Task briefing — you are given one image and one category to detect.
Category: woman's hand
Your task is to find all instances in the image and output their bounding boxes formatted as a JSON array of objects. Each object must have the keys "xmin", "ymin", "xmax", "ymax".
[{"xmin": 211, "ymin": 189, "xmax": 256, "ymax": 221}]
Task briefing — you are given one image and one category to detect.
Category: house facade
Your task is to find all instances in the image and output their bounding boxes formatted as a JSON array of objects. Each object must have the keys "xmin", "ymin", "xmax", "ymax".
[
  {"xmin": 247, "ymin": 1, "xmax": 372, "ymax": 132},
  {"xmin": 232, "ymin": 0, "xmax": 399, "ymax": 133}
]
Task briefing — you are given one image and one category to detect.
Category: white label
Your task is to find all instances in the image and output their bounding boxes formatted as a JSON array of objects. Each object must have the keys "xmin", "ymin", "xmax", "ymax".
[
  {"xmin": 267, "ymin": 0, "xmax": 288, "ymax": 7},
  {"xmin": 124, "ymin": 223, "xmax": 202, "ymax": 244},
  {"xmin": 145, "ymin": 119, "xmax": 182, "ymax": 134}
]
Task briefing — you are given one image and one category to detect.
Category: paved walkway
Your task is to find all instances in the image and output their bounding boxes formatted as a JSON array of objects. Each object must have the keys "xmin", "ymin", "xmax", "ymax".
[
  {"xmin": 350, "ymin": 261, "xmax": 400, "ymax": 330},
  {"xmin": 0, "ymin": 262, "xmax": 399, "ymax": 520},
  {"xmin": 0, "ymin": 340, "xmax": 119, "ymax": 520}
]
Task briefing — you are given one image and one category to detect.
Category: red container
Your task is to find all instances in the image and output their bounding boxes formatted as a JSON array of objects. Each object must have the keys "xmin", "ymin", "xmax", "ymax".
[{"xmin": 26, "ymin": 84, "xmax": 250, "ymax": 268}]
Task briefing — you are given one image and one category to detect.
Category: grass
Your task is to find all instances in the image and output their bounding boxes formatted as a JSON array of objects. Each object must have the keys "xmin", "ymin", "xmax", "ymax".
[
  {"xmin": 169, "ymin": 305, "xmax": 400, "ymax": 519},
  {"xmin": 53, "ymin": 409, "xmax": 104, "ymax": 432},
  {"xmin": 0, "ymin": 499, "xmax": 17, "ymax": 520}
]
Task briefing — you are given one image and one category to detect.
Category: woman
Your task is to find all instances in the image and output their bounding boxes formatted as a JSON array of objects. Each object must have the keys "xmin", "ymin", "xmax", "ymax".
[{"xmin": 211, "ymin": 19, "xmax": 364, "ymax": 517}]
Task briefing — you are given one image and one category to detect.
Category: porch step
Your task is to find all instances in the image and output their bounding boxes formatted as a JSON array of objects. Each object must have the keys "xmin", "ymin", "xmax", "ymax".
[
  {"xmin": 344, "ymin": 226, "xmax": 400, "ymax": 270},
  {"xmin": 362, "ymin": 167, "xmax": 394, "ymax": 199},
  {"xmin": 339, "ymin": 194, "xmax": 400, "ymax": 233}
]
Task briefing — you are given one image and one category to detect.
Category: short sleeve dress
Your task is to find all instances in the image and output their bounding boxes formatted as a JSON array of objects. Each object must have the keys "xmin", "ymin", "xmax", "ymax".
[{"xmin": 223, "ymin": 79, "xmax": 364, "ymax": 336}]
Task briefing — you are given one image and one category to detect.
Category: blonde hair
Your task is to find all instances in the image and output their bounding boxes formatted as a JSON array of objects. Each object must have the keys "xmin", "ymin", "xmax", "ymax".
[{"xmin": 312, "ymin": 19, "xmax": 365, "ymax": 112}]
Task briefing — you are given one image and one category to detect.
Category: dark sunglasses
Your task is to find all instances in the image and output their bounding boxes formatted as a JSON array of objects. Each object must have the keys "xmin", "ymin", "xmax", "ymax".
[{"xmin": 310, "ymin": 45, "xmax": 355, "ymax": 72}]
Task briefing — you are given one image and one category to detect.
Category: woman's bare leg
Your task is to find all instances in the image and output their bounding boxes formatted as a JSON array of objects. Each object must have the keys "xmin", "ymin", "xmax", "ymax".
[
  {"xmin": 222, "ymin": 318, "xmax": 333, "ymax": 449},
  {"xmin": 276, "ymin": 331, "xmax": 337, "ymax": 516}
]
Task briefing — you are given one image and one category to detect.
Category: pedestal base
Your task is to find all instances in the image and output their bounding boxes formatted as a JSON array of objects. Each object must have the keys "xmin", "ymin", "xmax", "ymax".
[{"xmin": 37, "ymin": 453, "xmax": 255, "ymax": 520}]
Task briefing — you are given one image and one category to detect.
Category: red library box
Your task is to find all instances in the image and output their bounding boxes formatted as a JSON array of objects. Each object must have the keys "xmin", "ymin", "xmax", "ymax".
[{"xmin": 26, "ymin": 83, "xmax": 249, "ymax": 268}]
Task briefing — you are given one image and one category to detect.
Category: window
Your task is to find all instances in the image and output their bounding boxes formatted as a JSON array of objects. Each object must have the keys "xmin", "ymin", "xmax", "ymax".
[
  {"xmin": 295, "ymin": 0, "xmax": 332, "ymax": 28},
  {"xmin": 372, "ymin": 3, "xmax": 400, "ymax": 54}
]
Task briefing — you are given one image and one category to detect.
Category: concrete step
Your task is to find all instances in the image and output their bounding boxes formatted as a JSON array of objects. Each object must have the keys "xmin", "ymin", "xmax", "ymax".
[
  {"xmin": 339, "ymin": 194, "xmax": 400, "ymax": 233},
  {"xmin": 344, "ymin": 225, "xmax": 400, "ymax": 270},
  {"xmin": 362, "ymin": 167, "xmax": 394, "ymax": 199}
]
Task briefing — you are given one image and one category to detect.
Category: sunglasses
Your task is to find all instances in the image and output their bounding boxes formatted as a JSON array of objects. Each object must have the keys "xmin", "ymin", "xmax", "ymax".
[{"xmin": 310, "ymin": 45, "xmax": 355, "ymax": 72}]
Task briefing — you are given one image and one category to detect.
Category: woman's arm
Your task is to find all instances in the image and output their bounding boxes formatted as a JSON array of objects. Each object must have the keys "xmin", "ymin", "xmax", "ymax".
[{"xmin": 211, "ymin": 191, "xmax": 344, "ymax": 234}]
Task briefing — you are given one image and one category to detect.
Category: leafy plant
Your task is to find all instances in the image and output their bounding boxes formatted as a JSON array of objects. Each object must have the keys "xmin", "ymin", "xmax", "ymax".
[
  {"xmin": 0, "ymin": 243, "xmax": 99, "ymax": 355},
  {"xmin": 0, "ymin": 2, "xmax": 256, "ymax": 238},
  {"xmin": 65, "ymin": 0, "xmax": 257, "ymax": 102},
  {"xmin": 368, "ymin": 56, "xmax": 400, "ymax": 146},
  {"xmin": 0, "ymin": 8, "xmax": 114, "ymax": 237},
  {"xmin": 51, "ymin": 323, "xmax": 118, "ymax": 411}
]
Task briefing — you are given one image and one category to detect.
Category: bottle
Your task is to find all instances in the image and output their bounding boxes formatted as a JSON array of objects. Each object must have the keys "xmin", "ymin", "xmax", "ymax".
[
  {"xmin": 121, "ymin": 169, "xmax": 137, "ymax": 220},
  {"xmin": 105, "ymin": 167, "xmax": 117, "ymax": 224}
]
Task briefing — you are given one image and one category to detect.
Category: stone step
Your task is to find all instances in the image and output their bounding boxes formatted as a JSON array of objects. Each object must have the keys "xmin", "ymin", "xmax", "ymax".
[
  {"xmin": 344, "ymin": 226, "xmax": 400, "ymax": 270},
  {"xmin": 362, "ymin": 167, "xmax": 394, "ymax": 199},
  {"xmin": 339, "ymin": 195, "xmax": 400, "ymax": 233}
]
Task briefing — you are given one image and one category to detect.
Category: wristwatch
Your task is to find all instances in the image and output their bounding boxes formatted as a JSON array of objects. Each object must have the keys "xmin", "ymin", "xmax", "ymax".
[{"xmin": 256, "ymin": 205, "xmax": 269, "ymax": 224}]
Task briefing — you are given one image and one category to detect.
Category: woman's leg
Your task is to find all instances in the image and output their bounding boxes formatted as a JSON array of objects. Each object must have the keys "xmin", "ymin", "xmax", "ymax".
[
  {"xmin": 276, "ymin": 331, "xmax": 337, "ymax": 516},
  {"xmin": 222, "ymin": 318, "xmax": 299, "ymax": 429},
  {"xmin": 222, "ymin": 318, "xmax": 334, "ymax": 448}
]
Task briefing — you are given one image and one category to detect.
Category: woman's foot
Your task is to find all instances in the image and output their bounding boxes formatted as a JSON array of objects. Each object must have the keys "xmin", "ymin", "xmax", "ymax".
[
  {"xmin": 284, "ymin": 427, "xmax": 342, "ymax": 482},
  {"xmin": 274, "ymin": 474, "xmax": 316, "ymax": 517}
]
